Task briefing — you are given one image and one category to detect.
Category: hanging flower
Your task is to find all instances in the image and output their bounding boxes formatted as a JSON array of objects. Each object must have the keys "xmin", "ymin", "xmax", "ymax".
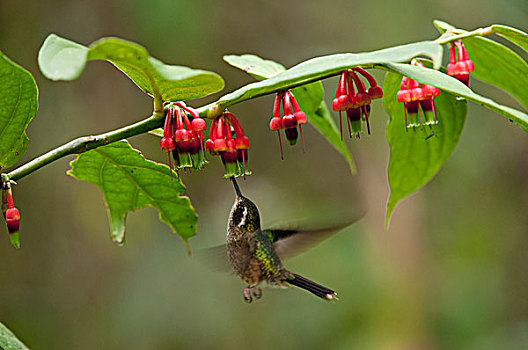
[
  {"xmin": 396, "ymin": 61, "xmax": 441, "ymax": 130},
  {"xmin": 446, "ymin": 40, "xmax": 475, "ymax": 86},
  {"xmin": 160, "ymin": 102, "xmax": 207, "ymax": 177},
  {"xmin": 332, "ymin": 68, "xmax": 383, "ymax": 139},
  {"xmin": 2, "ymin": 184, "xmax": 20, "ymax": 249},
  {"xmin": 205, "ymin": 111, "xmax": 251, "ymax": 178},
  {"xmin": 268, "ymin": 90, "xmax": 307, "ymax": 159}
]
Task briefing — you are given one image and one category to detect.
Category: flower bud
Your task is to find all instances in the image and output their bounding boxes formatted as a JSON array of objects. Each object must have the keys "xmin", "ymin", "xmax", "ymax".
[
  {"xmin": 269, "ymin": 117, "xmax": 284, "ymax": 131},
  {"xmin": 6, "ymin": 208, "xmax": 20, "ymax": 235},
  {"xmin": 160, "ymin": 137, "xmax": 175, "ymax": 151},
  {"xmin": 367, "ymin": 85, "xmax": 383, "ymax": 99},
  {"xmin": 191, "ymin": 118, "xmax": 207, "ymax": 132},
  {"xmin": 355, "ymin": 92, "xmax": 371, "ymax": 106},
  {"xmin": 422, "ymin": 85, "xmax": 441, "ymax": 98},
  {"xmin": 282, "ymin": 115, "xmax": 297, "ymax": 129},
  {"xmin": 294, "ymin": 111, "xmax": 307, "ymax": 124},
  {"xmin": 410, "ymin": 88, "xmax": 424, "ymax": 101},
  {"xmin": 397, "ymin": 90, "xmax": 412, "ymax": 103}
]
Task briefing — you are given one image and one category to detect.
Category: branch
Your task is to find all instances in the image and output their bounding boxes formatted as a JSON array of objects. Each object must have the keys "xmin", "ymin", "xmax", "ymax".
[
  {"xmin": 7, "ymin": 112, "xmax": 164, "ymax": 181},
  {"xmin": 5, "ymin": 70, "xmax": 345, "ymax": 182},
  {"xmin": 5, "ymin": 35, "xmax": 453, "ymax": 182},
  {"xmin": 196, "ymin": 71, "xmax": 344, "ymax": 119},
  {"xmin": 434, "ymin": 26, "xmax": 494, "ymax": 45}
]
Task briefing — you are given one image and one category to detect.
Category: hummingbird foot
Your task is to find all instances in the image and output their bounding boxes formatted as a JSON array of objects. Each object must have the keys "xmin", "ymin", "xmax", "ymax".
[
  {"xmin": 252, "ymin": 287, "xmax": 262, "ymax": 300},
  {"xmin": 243, "ymin": 285, "xmax": 262, "ymax": 303},
  {"xmin": 243, "ymin": 286, "xmax": 253, "ymax": 303}
]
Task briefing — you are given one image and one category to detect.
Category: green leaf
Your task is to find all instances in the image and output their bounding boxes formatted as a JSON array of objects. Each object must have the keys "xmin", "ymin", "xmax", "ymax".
[
  {"xmin": 67, "ymin": 141, "xmax": 197, "ymax": 246},
  {"xmin": 290, "ymin": 82, "xmax": 324, "ymax": 116},
  {"xmin": 38, "ymin": 34, "xmax": 224, "ymax": 102},
  {"xmin": 432, "ymin": 19, "xmax": 457, "ymax": 32},
  {"xmin": 0, "ymin": 51, "xmax": 38, "ymax": 170},
  {"xmin": 491, "ymin": 25, "xmax": 528, "ymax": 54},
  {"xmin": 0, "ymin": 321, "xmax": 29, "ymax": 350},
  {"xmin": 379, "ymin": 63, "xmax": 528, "ymax": 132},
  {"xmin": 383, "ymin": 71, "xmax": 467, "ymax": 226},
  {"xmin": 36, "ymin": 34, "xmax": 88, "ymax": 80},
  {"xmin": 434, "ymin": 21, "xmax": 528, "ymax": 110},
  {"xmin": 213, "ymin": 41, "xmax": 443, "ymax": 110},
  {"xmin": 223, "ymin": 54, "xmax": 286, "ymax": 80}
]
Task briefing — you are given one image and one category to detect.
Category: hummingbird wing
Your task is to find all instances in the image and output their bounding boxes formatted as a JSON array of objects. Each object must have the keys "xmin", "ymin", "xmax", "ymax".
[
  {"xmin": 267, "ymin": 219, "xmax": 358, "ymax": 260},
  {"xmin": 194, "ymin": 244, "xmax": 232, "ymax": 272}
]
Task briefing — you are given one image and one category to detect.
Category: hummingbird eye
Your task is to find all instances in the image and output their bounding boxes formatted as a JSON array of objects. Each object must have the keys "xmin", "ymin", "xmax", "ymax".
[{"xmin": 232, "ymin": 204, "xmax": 248, "ymax": 227}]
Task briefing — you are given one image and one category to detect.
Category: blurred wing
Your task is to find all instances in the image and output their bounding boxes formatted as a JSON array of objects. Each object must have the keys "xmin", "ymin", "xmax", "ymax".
[
  {"xmin": 194, "ymin": 244, "xmax": 232, "ymax": 273},
  {"xmin": 268, "ymin": 218, "xmax": 360, "ymax": 260}
]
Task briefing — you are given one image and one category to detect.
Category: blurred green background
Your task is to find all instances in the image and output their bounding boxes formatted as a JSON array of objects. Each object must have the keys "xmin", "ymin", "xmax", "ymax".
[{"xmin": 1, "ymin": 0, "xmax": 527, "ymax": 349}]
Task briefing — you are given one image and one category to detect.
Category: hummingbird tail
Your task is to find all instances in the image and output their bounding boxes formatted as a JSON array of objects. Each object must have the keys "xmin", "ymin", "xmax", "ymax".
[{"xmin": 287, "ymin": 273, "xmax": 338, "ymax": 301}]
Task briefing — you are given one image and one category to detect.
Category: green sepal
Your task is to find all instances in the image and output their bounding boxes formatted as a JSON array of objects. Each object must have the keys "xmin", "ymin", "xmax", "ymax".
[
  {"xmin": 236, "ymin": 161, "xmax": 251, "ymax": 178},
  {"xmin": 421, "ymin": 109, "xmax": 438, "ymax": 126},
  {"xmin": 221, "ymin": 160, "xmax": 251, "ymax": 178},
  {"xmin": 191, "ymin": 152, "xmax": 207, "ymax": 169},
  {"xmin": 223, "ymin": 169, "xmax": 252, "ymax": 179},
  {"xmin": 176, "ymin": 152, "xmax": 192, "ymax": 169},
  {"xmin": 223, "ymin": 161, "xmax": 239, "ymax": 178},
  {"xmin": 350, "ymin": 120, "xmax": 362, "ymax": 135},
  {"xmin": 9, "ymin": 231, "xmax": 20, "ymax": 249},
  {"xmin": 406, "ymin": 111, "xmax": 420, "ymax": 129}
]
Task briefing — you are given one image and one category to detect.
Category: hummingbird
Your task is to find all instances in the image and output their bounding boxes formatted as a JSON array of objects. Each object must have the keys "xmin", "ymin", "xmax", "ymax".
[{"xmin": 226, "ymin": 177, "xmax": 353, "ymax": 303}]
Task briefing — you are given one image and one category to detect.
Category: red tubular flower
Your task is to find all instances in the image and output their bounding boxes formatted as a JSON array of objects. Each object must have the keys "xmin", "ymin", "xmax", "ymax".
[
  {"xmin": 353, "ymin": 67, "xmax": 384, "ymax": 100},
  {"xmin": 332, "ymin": 68, "xmax": 383, "ymax": 139},
  {"xmin": 287, "ymin": 90, "xmax": 307, "ymax": 153},
  {"xmin": 2, "ymin": 185, "xmax": 20, "ymax": 248},
  {"xmin": 348, "ymin": 70, "xmax": 371, "ymax": 135},
  {"xmin": 446, "ymin": 40, "xmax": 474, "ymax": 87},
  {"xmin": 161, "ymin": 103, "xmax": 207, "ymax": 176},
  {"xmin": 396, "ymin": 61, "xmax": 442, "ymax": 131},
  {"xmin": 160, "ymin": 107, "xmax": 176, "ymax": 176},
  {"xmin": 282, "ymin": 92, "xmax": 299, "ymax": 145},
  {"xmin": 268, "ymin": 90, "xmax": 307, "ymax": 159},
  {"xmin": 205, "ymin": 111, "xmax": 250, "ymax": 178}
]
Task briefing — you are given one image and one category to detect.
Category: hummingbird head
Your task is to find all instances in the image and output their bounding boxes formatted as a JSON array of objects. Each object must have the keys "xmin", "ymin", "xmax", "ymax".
[{"xmin": 228, "ymin": 178, "xmax": 260, "ymax": 235}]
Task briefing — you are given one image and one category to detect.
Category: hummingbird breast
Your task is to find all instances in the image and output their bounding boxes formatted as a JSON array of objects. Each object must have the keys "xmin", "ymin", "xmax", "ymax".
[{"xmin": 227, "ymin": 229, "xmax": 287, "ymax": 286}]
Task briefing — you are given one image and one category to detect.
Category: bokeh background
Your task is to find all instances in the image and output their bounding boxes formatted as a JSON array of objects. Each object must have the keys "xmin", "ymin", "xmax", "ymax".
[{"xmin": 1, "ymin": 0, "xmax": 527, "ymax": 349}]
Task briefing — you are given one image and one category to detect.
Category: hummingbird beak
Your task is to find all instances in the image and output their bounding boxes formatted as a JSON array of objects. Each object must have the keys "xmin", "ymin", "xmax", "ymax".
[{"xmin": 230, "ymin": 177, "xmax": 243, "ymax": 198}]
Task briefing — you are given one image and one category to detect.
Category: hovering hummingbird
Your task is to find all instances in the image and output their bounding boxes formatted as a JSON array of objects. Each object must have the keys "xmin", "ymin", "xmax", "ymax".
[{"xmin": 225, "ymin": 177, "xmax": 355, "ymax": 303}]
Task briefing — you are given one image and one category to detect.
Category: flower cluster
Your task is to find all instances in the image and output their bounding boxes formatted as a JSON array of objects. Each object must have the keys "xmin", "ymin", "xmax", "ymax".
[
  {"xmin": 2, "ymin": 183, "xmax": 20, "ymax": 248},
  {"xmin": 269, "ymin": 90, "xmax": 307, "ymax": 159},
  {"xmin": 446, "ymin": 40, "xmax": 474, "ymax": 86},
  {"xmin": 332, "ymin": 67, "xmax": 383, "ymax": 139},
  {"xmin": 396, "ymin": 62, "xmax": 441, "ymax": 130},
  {"xmin": 160, "ymin": 102, "xmax": 207, "ymax": 176},
  {"xmin": 205, "ymin": 111, "xmax": 250, "ymax": 178}
]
